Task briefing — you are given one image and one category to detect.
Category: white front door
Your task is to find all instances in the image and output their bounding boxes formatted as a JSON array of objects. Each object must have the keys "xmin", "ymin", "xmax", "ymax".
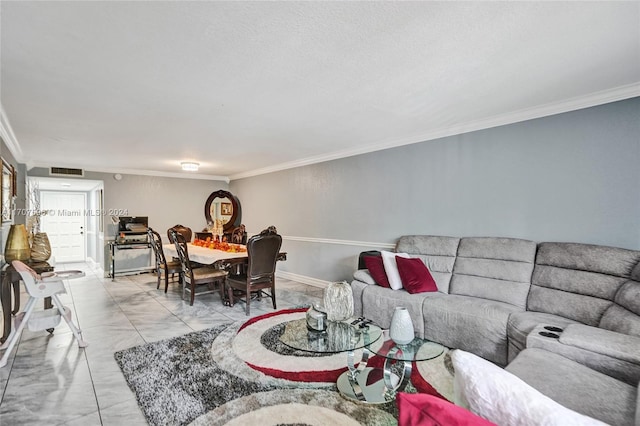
[{"xmin": 40, "ymin": 191, "xmax": 86, "ymax": 263}]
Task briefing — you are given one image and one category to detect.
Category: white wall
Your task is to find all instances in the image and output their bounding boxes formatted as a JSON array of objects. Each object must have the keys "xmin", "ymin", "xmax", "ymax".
[
  {"xmin": 27, "ymin": 169, "xmax": 230, "ymax": 269},
  {"xmin": 230, "ymin": 98, "xmax": 640, "ymax": 283}
]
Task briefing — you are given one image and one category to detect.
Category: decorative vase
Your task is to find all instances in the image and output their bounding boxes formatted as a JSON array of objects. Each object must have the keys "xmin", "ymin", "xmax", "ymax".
[
  {"xmin": 306, "ymin": 304, "xmax": 328, "ymax": 332},
  {"xmin": 323, "ymin": 281, "xmax": 354, "ymax": 321},
  {"xmin": 4, "ymin": 224, "xmax": 31, "ymax": 262},
  {"xmin": 389, "ymin": 306, "xmax": 414, "ymax": 345},
  {"xmin": 30, "ymin": 232, "xmax": 52, "ymax": 261}
]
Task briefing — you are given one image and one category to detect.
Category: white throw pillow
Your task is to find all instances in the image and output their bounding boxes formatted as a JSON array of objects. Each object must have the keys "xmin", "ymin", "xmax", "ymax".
[
  {"xmin": 381, "ymin": 251, "xmax": 411, "ymax": 290},
  {"xmin": 450, "ymin": 350, "xmax": 607, "ymax": 426}
]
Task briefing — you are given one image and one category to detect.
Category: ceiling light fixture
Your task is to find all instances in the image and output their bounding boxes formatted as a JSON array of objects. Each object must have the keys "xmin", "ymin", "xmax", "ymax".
[{"xmin": 181, "ymin": 162, "xmax": 199, "ymax": 172}]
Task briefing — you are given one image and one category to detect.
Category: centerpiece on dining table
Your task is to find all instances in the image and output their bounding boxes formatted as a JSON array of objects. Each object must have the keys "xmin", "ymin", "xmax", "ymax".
[{"xmin": 192, "ymin": 237, "xmax": 247, "ymax": 253}]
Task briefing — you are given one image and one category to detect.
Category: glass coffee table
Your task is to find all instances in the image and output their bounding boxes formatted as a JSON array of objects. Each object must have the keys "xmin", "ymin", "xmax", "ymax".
[
  {"xmin": 279, "ymin": 318, "xmax": 382, "ymax": 354},
  {"xmin": 279, "ymin": 318, "xmax": 444, "ymax": 404},
  {"xmin": 337, "ymin": 336, "xmax": 445, "ymax": 404}
]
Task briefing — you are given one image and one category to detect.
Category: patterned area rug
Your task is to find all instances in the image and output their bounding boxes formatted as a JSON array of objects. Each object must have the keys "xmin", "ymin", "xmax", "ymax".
[{"xmin": 114, "ymin": 309, "xmax": 453, "ymax": 425}]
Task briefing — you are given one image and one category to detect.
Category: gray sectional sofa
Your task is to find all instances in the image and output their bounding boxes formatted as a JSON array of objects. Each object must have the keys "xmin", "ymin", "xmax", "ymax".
[{"xmin": 350, "ymin": 235, "xmax": 640, "ymax": 425}]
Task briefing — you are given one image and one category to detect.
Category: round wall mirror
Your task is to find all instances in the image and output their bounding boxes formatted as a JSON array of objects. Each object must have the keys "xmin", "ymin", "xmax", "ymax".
[{"xmin": 204, "ymin": 190, "xmax": 240, "ymax": 232}]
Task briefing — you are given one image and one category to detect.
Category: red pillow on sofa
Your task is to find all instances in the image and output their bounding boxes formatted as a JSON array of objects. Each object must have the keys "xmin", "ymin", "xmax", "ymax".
[
  {"xmin": 363, "ymin": 255, "xmax": 390, "ymax": 288},
  {"xmin": 396, "ymin": 256, "xmax": 437, "ymax": 293},
  {"xmin": 396, "ymin": 392, "xmax": 496, "ymax": 426}
]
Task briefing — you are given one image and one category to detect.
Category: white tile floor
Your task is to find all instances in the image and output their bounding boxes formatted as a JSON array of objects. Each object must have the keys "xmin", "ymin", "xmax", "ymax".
[{"xmin": 0, "ymin": 263, "xmax": 323, "ymax": 425}]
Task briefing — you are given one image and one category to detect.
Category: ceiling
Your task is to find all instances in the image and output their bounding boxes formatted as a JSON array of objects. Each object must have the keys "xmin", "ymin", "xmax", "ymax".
[{"xmin": 1, "ymin": 2, "xmax": 639, "ymax": 181}]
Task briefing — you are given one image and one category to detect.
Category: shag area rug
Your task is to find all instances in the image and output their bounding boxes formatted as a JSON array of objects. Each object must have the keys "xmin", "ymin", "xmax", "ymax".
[{"xmin": 114, "ymin": 309, "xmax": 454, "ymax": 425}]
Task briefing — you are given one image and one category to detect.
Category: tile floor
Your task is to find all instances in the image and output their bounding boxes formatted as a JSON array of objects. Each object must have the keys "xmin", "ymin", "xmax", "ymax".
[{"xmin": 0, "ymin": 263, "xmax": 323, "ymax": 425}]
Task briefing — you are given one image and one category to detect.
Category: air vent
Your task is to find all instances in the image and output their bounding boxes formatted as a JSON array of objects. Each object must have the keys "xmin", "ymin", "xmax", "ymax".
[{"xmin": 50, "ymin": 167, "xmax": 84, "ymax": 177}]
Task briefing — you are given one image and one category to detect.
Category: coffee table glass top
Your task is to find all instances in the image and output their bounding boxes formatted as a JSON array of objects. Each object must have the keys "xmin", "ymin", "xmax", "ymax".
[
  {"xmin": 279, "ymin": 319, "xmax": 382, "ymax": 354},
  {"xmin": 369, "ymin": 337, "xmax": 445, "ymax": 362}
]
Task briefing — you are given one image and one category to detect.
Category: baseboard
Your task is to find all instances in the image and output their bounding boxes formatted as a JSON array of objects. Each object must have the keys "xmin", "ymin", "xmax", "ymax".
[
  {"xmin": 276, "ymin": 270, "xmax": 331, "ymax": 288},
  {"xmin": 86, "ymin": 257, "xmax": 100, "ymax": 270}
]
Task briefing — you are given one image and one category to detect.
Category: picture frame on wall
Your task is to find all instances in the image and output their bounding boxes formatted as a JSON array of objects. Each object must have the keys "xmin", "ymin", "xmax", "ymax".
[
  {"xmin": 11, "ymin": 165, "xmax": 17, "ymax": 197},
  {"xmin": 221, "ymin": 202, "xmax": 232, "ymax": 215},
  {"xmin": 1, "ymin": 158, "xmax": 14, "ymax": 222}
]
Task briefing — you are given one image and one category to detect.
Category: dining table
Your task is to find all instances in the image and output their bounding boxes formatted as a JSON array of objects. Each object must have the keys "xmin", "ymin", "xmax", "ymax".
[{"xmin": 162, "ymin": 243, "xmax": 287, "ymax": 268}]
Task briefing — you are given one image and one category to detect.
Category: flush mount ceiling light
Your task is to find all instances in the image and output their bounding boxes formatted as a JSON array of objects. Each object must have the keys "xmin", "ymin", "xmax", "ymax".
[{"xmin": 181, "ymin": 162, "xmax": 199, "ymax": 172}]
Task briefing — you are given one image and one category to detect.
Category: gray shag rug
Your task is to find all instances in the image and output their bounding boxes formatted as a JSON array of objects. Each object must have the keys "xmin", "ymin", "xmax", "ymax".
[{"xmin": 114, "ymin": 323, "xmax": 397, "ymax": 426}]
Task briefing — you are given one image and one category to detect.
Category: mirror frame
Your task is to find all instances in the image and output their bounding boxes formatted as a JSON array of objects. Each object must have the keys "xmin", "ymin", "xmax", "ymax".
[{"xmin": 204, "ymin": 189, "xmax": 240, "ymax": 232}]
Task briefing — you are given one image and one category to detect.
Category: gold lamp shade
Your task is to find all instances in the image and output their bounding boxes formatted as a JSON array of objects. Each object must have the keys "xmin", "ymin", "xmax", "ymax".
[{"xmin": 4, "ymin": 224, "xmax": 31, "ymax": 262}]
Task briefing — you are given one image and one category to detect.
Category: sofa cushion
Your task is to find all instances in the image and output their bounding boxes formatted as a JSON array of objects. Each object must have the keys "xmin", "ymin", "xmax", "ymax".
[
  {"xmin": 529, "ymin": 242, "xmax": 640, "ymax": 325},
  {"xmin": 506, "ymin": 311, "xmax": 579, "ymax": 362},
  {"xmin": 449, "ymin": 237, "xmax": 536, "ymax": 309},
  {"xmin": 396, "ymin": 256, "xmax": 437, "ymax": 294},
  {"xmin": 637, "ymin": 383, "xmax": 640, "ymax": 426},
  {"xmin": 396, "ymin": 392, "xmax": 496, "ymax": 426},
  {"xmin": 560, "ymin": 324, "xmax": 640, "ymax": 366},
  {"xmin": 422, "ymin": 294, "xmax": 522, "ymax": 366},
  {"xmin": 362, "ymin": 256, "xmax": 390, "ymax": 288},
  {"xmin": 600, "ymin": 279, "xmax": 640, "ymax": 337},
  {"xmin": 453, "ymin": 350, "xmax": 608, "ymax": 426},
  {"xmin": 396, "ymin": 235, "xmax": 460, "ymax": 293},
  {"xmin": 506, "ymin": 348, "xmax": 637, "ymax": 426},
  {"xmin": 525, "ymin": 324, "xmax": 640, "ymax": 386},
  {"xmin": 361, "ymin": 284, "xmax": 442, "ymax": 338},
  {"xmin": 536, "ymin": 242, "xmax": 640, "ymax": 277},
  {"xmin": 381, "ymin": 250, "xmax": 410, "ymax": 290}
]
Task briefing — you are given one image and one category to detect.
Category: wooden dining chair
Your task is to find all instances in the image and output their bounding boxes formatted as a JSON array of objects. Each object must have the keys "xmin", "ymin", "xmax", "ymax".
[
  {"xmin": 226, "ymin": 226, "xmax": 282, "ymax": 315},
  {"xmin": 148, "ymin": 228, "xmax": 182, "ymax": 293},
  {"xmin": 169, "ymin": 229, "xmax": 228, "ymax": 306},
  {"xmin": 167, "ymin": 224, "xmax": 193, "ymax": 243},
  {"xmin": 231, "ymin": 225, "xmax": 247, "ymax": 244}
]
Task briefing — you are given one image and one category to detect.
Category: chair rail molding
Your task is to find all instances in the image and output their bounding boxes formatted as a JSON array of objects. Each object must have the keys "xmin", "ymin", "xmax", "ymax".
[{"xmin": 280, "ymin": 235, "xmax": 396, "ymax": 249}]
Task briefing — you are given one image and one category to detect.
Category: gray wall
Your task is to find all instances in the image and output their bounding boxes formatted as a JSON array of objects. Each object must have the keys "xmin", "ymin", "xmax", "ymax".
[
  {"xmin": 0, "ymin": 137, "xmax": 27, "ymax": 266},
  {"xmin": 230, "ymin": 97, "xmax": 640, "ymax": 283}
]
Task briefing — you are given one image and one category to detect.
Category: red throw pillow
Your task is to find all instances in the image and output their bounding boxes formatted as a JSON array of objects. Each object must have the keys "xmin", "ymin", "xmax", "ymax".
[
  {"xmin": 396, "ymin": 256, "xmax": 437, "ymax": 293},
  {"xmin": 363, "ymin": 255, "xmax": 390, "ymax": 288},
  {"xmin": 396, "ymin": 392, "xmax": 496, "ymax": 426}
]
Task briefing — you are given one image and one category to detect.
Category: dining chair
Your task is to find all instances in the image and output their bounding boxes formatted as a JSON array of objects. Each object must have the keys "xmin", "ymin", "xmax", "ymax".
[
  {"xmin": 169, "ymin": 229, "xmax": 228, "ymax": 306},
  {"xmin": 226, "ymin": 226, "xmax": 282, "ymax": 315},
  {"xmin": 231, "ymin": 224, "xmax": 247, "ymax": 245},
  {"xmin": 167, "ymin": 224, "xmax": 193, "ymax": 243},
  {"xmin": 148, "ymin": 228, "xmax": 182, "ymax": 293}
]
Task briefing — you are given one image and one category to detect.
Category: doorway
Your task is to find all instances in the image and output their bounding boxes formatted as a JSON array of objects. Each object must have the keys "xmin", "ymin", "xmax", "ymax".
[{"xmin": 40, "ymin": 191, "xmax": 86, "ymax": 262}]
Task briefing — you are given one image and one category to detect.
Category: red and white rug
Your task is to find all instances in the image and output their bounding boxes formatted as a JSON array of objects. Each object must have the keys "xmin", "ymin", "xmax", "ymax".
[{"xmin": 212, "ymin": 308, "xmax": 454, "ymax": 400}]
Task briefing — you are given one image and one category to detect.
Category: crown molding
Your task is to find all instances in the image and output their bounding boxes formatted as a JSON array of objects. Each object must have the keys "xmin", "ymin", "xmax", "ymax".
[
  {"xmin": 0, "ymin": 106, "xmax": 24, "ymax": 162},
  {"xmin": 28, "ymin": 162, "xmax": 230, "ymax": 182},
  {"xmin": 229, "ymin": 83, "xmax": 640, "ymax": 181},
  {"xmin": 5, "ymin": 84, "xmax": 639, "ymax": 182}
]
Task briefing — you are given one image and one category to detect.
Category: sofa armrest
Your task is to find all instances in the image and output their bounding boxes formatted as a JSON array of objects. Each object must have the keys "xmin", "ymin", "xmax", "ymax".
[
  {"xmin": 559, "ymin": 324, "xmax": 640, "ymax": 365},
  {"xmin": 526, "ymin": 324, "xmax": 640, "ymax": 385},
  {"xmin": 353, "ymin": 269, "xmax": 376, "ymax": 285}
]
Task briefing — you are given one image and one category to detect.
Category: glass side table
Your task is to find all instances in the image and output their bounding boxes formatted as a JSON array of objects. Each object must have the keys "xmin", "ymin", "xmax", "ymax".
[{"xmin": 337, "ymin": 335, "xmax": 445, "ymax": 404}]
